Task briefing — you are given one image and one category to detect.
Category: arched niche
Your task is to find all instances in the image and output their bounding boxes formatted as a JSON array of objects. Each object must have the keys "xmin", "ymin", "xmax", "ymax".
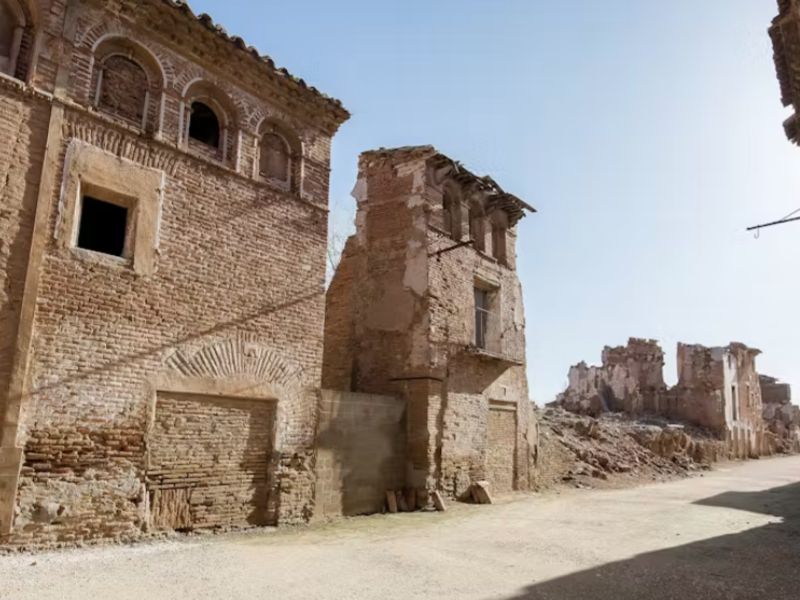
[
  {"xmin": 90, "ymin": 36, "xmax": 165, "ymax": 131},
  {"xmin": 256, "ymin": 118, "xmax": 302, "ymax": 193},
  {"xmin": 0, "ymin": 0, "xmax": 38, "ymax": 81}
]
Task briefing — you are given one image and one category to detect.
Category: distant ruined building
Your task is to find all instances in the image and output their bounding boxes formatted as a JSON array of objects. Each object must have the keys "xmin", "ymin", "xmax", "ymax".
[{"xmin": 556, "ymin": 339, "xmax": 798, "ymax": 459}]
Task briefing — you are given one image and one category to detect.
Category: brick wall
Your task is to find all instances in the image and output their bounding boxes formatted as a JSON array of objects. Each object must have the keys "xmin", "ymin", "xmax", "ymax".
[
  {"xmin": 147, "ymin": 393, "xmax": 276, "ymax": 531},
  {"xmin": 1, "ymin": 0, "xmax": 348, "ymax": 546},
  {"xmin": 315, "ymin": 391, "xmax": 406, "ymax": 518}
]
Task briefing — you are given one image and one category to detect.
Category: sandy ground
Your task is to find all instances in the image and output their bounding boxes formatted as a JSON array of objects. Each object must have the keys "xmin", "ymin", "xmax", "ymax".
[{"xmin": 1, "ymin": 456, "xmax": 799, "ymax": 600}]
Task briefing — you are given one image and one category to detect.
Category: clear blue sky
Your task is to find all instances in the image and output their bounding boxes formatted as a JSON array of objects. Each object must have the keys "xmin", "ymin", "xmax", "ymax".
[{"xmin": 188, "ymin": 0, "xmax": 799, "ymax": 404}]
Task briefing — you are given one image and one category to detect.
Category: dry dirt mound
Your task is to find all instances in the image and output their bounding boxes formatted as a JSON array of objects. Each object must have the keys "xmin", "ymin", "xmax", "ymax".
[{"xmin": 536, "ymin": 407, "xmax": 727, "ymax": 490}]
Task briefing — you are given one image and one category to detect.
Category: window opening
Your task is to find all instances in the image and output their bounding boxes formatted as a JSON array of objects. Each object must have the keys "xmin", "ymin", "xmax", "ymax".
[
  {"xmin": 77, "ymin": 196, "xmax": 129, "ymax": 258},
  {"xmin": 470, "ymin": 205, "xmax": 486, "ymax": 252},
  {"xmin": 492, "ymin": 223, "xmax": 507, "ymax": 265},
  {"xmin": 731, "ymin": 385, "xmax": 739, "ymax": 421},
  {"xmin": 475, "ymin": 288, "xmax": 490, "ymax": 349},
  {"xmin": 443, "ymin": 190, "xmax": 462, "ymax": 241},
  {"xmin": 188, "ymin": 102, "xmax": 220, "ymax": 148}
]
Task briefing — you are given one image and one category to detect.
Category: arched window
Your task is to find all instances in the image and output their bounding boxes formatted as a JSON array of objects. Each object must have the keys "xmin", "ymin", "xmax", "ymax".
[
  {"xmin": 260, "ymin": 132, "xmax": 290, "ymax": 183},
  {"xmin": 442, "ymin": 187, "xmax": 462, "ymax": 241},
  {"xmin": 181, "ymin": 80, "xmax": 236, "ymax": 164},
  {"xmin": 0, "ymin": 0, "xmax": 28, "ymax": 78},
  {"xmin": 96, "ymin": 55, "xmax": 149, "ymax": 124},
  {"xmin": 469, "ymin": 202, "xmax": 486, "ymax": 252},
  {"xmin": 91, "ymin": 36, "xmax": 165, "ymax": 132},
  {"xmin": 188, "ymin": 101, "xmax": 220, "ymax": 148}
]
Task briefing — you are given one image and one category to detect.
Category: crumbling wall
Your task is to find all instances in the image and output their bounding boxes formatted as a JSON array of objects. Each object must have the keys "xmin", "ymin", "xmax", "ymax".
[
  {"xmin": 761, "ymin": 375, "xmax": 800, "ymax": 454},
  {"xmin": 556, "ymin": 340, "xmax": 769, "ymax": 459},
  {"xmin": 557, "ymin": 339, "xmax": 665, "ymax": 417}
]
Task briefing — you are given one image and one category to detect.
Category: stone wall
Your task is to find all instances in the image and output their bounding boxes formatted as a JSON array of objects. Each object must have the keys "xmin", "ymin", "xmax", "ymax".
[
  {"xmin": 315, "ymin": 391, "xmax": 406, "ymax": 518},
  {"xmin": 1, "ymin": 0, "xmax": 348, "ymax": 546}
]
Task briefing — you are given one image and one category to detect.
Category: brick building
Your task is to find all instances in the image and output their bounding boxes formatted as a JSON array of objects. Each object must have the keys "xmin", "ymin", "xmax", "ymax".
[
  {"xmin": 323, "ymin": 147, "xmax": 538, "ymax": 504},
  {"xmin": 0, "ymin": 0, "xmax": 349, "ymax": 545}
]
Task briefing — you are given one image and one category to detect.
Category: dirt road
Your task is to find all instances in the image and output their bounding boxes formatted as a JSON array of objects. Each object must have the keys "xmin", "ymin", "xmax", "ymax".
[{"xmin": 1, "ymin": 456, "xmax": 799, "ymax": 600}]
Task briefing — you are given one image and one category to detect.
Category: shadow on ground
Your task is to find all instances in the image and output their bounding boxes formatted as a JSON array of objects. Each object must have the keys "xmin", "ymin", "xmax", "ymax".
[{"xmin": 501, "ymin": 481, "xmax": 800, "ymax": 600}]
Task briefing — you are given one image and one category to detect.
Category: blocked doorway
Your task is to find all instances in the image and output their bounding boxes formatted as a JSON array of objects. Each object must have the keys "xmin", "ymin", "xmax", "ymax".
[
  {"xmin": 146, "ymin": 392, "xmax": 276, "ymax": 531},
  {"xmin": 487, "ymin": 402, "xmax": 517, "ymax": 494}
]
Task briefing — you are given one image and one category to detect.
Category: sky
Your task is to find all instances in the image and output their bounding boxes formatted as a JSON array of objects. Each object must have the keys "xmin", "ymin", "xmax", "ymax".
[{"xmin": 187, "ymin": 0, "xmax": 799, "ymax": 404}]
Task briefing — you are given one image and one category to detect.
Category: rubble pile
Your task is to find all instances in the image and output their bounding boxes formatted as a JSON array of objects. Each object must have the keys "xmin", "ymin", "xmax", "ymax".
[
  {"xmin": 761, "ymin": 375, "xmax": 800, "ymax": 454},
  {"xmin": 536, "ymin": 407, "xmax": 727, "ymax": 489}
]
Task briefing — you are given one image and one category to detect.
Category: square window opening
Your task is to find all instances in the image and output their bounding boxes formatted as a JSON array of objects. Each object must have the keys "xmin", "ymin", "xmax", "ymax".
[{"xmin": 77, "ymin": 196, "xmax": 129, "ymax": 258}]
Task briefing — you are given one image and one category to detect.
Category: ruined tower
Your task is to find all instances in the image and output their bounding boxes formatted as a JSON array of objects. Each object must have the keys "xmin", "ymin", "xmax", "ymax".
[{"xmin": 323, "ymin": 146, "xmax": 537, "ymax": 500}]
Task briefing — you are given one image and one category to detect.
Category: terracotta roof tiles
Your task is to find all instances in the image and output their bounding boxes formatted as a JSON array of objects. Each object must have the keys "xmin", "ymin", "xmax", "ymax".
[{"xmin": 160, "ymin": 0, "xmax": 348, "ymax": 118}]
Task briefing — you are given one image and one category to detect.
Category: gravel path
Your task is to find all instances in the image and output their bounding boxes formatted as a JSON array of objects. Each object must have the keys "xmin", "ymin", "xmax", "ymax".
[{"xmin": 1, "ymin": 457, "xmax": 799, "ymax": 600}]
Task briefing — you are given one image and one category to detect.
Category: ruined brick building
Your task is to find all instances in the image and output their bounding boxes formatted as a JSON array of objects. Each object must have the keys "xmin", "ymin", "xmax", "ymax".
[
  {"xmin": 557, "ymin": 339, "xmax": 770, "ymax": 459},
  {"xmin": 323, "ymin": 146, "xmax": 538, "ymax": 506},
  {"xmin": 761, "ymin": 375, "xmax": 800, "ymax": 453},
  {"xmin": 0, "ymin": 0, "xmax": 349, "ymax": 545}
]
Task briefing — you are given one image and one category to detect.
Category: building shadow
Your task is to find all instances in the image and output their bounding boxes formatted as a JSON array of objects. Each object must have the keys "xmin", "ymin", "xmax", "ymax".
[{"xmin": 497, "ymin": 481, "xmax": 800, "ymax": 600}]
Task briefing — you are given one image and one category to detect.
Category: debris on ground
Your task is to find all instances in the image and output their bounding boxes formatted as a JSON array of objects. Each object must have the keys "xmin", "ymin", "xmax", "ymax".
[{"xmin": 536, "ymin": 407, "xmax": 728, "ymax": 490}]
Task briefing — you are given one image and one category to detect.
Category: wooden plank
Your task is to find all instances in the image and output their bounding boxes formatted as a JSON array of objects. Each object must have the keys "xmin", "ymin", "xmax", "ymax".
[
  {"xmin": 386, "ymin": 491, "xmax": 398, "ymax": 514},
  {"xmin": 406, "ymin": 489, "xmax": 417, "ymax": 512},
  {"xmin": 396, "ymin": 491, "xmax": 409, "ymax": 512},
  {"xmin": 432, "ymin": 491, "xmax": 447, "ymax": 512}
]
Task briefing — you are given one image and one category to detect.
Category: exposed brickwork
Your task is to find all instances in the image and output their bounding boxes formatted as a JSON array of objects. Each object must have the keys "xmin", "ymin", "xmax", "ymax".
[
  {"xmin": 96, "ymin": 56, "xmax": 149, "ymax": 125},
  {"xmin": 147, "ymin": 393, "xmax": 276, "ymax": 531},
  {"xmin": 323, "ymin": 146, "xmax": 537, "ymax": 504},
  {"xmin": 0, "ymin": 0, "xmax": 348, "ymax": 546},
  {"xmin": 487, "ymin": 407, "xmax": 516, "ymax": 493},
  {"xmin": 315, "ymin": 391, "xmax": 406, "ymax": 518}
]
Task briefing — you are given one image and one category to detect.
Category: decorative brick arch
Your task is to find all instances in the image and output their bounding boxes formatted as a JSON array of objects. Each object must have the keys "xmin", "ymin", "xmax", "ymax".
[{"xmin": 157, "ymin": 334, "xmax": 309, "ymax": 451}]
